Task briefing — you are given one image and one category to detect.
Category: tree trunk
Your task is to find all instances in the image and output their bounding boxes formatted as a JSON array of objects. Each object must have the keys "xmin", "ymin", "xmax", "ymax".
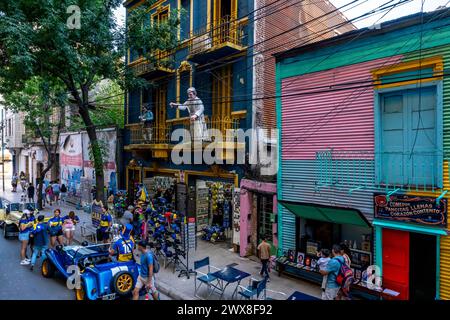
[
  {"xmin": 37, "ymin": 160, "xmax": 53, "ymax": 210},
  {"xmin": 78, "ymin": 107, "xmax": 105, "ymax": 203}
]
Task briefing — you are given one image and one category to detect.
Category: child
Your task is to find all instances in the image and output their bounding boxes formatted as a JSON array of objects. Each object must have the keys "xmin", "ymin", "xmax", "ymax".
[{"xmin": 317, "ymin": 249, "xmax": 331, "ymax": 294}]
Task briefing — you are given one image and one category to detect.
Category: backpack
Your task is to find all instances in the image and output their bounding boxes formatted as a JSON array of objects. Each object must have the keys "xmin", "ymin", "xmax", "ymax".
[
  {"xmin": 336, "ymin": 257, "xmax": 354, "ymax": 289},
  {"xmin": 151, "ymin": 251, "xmax": 160, "ymax": 274}
]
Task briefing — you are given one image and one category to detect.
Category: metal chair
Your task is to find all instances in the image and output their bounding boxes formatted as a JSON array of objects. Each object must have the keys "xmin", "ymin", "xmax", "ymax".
[
  {"xmin": 193, "ymin": 257, "xmax": 221, "ymax": 299},
  {"xmin": 80, "ymin": 222, "xmax": 97, "ymax": 243},
  {"xmin": 237, "ymin": 277, "xmax": 268, "ymax": 300}
]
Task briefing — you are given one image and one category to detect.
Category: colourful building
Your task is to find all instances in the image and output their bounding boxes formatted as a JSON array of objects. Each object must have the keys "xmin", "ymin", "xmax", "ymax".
[
  {"xmin": 275, "ymin": 9, "xmax": 450, "ymax": 300},
  {"xmin": 123, "ymin": 0, "xmax": 352, "ymax": 255}
]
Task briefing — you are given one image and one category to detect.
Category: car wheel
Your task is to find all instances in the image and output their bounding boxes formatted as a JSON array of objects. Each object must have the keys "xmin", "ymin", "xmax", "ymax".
[
  {"xmin": 41, "ymin": 259, "xmax": 56, "ymax": 278},
  {"xmin": 112, "ymin": 271, "xmax": 135, "ymax": 297},
  {"xmin": 75, "ymin": 280, "xmax": 87, "ymax": 301}
]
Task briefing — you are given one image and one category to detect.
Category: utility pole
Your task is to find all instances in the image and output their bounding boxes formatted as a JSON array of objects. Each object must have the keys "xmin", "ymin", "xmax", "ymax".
[{"xmin": 1, "ymin": 108, "xmax": 4, "ymax": 192}]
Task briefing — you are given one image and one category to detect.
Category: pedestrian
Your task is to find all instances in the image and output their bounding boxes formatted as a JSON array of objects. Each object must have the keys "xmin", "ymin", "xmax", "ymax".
[
  {"xmin": 109, "ymin": 224, "xmax": 135, "ymax": 262},
  {"xmin": 27, "ymin": 182, "xmax": 35, "ymax": 203},
  {"xmin": 29, "ymin": 215, "xmax": 48, "ymax": 271},
  {"xmin": 317, "ymin": 248, "xmax": 331, "ymax": 297},
  {"xmin": 48, "ymin": 209, "xmax": 64, "ymax": 247},
  {"xmin": 60, "ymin": 183, "xmax": 67, "ymax": 204},
  {"xmin": 120, "ymin": 205, "xmax": 134, "ymax": 227},
  {"xmin": 18, "ymin": 211, "xmax": 33, "ymax": 265},
  {"xmin": 132, "ymin": 240, "xmax": 160, "ymax": 300},
  {"xmin": 319, "ymin": 244, "xmax": 345, "ymax": 300},
  {"xmin": 19, "ymin": 171, "xmax": 27, "ymax": 192},
  {"xmin": 45, "ymin": 183, "xmax": 54, "ymax": 206},
  {"xmin": 257, "ymin": 235, "xmax": 272, "ymax": 281},
  {"xmin": 63, "ymin": 211, "xmax": 80, "ymax": 245},
  {"xmin": 339, "ymin": 242, "xmax": 352, "ymax": 267},
  {"xmin": 97, "ymin": 206, "xmax": 112, "ymax": 244},
  {"xmin": 11, "ymin": 172, "xmax": 18, "ymax": 192},
  {"xmin": 52, "ymin": 180, "xmax": 61, "ymax": 205}
]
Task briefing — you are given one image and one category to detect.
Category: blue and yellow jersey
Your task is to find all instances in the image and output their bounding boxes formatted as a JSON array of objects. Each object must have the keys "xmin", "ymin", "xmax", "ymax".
[
  {"xmin": 112, "ymin": 236, "xmax": 135, "ymax": 262},
  {"xmin": 18, "ymin": 218, "xmax": 32, "ymax": 234},
  {"xmin": 99, "ymin": 213, "xmax": 112, "ymax": 232},
  {"xmin": 48, "ymin": 216, "xmax": 63, "ymax": 232}
]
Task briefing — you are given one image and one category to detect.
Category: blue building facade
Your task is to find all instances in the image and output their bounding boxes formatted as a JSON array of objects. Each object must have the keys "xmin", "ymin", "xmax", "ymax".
[{"xmin": 123, "ymin": 0, "xmax": 254, "ymax": 229}]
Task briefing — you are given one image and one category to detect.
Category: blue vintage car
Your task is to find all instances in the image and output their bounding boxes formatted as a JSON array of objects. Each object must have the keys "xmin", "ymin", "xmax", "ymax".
[{"xmin": 42, "ymin": 243, "xmax": 140, "ymax": 300}]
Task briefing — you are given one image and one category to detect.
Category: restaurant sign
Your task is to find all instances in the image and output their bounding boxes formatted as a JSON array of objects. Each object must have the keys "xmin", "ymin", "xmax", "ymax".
[{"xmin": 374, "ymin": 194, "xmax": 447, "ymax": 227}]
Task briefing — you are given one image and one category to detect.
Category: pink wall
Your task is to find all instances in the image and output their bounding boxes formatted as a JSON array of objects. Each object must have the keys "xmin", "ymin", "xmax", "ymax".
[
  {"xmin": 239, "ymin": 179, "xmax": 278, "ymax": 257},
  {"xmin": 281, "ymin": 56, "xmax": 403, "ymax": 160}
]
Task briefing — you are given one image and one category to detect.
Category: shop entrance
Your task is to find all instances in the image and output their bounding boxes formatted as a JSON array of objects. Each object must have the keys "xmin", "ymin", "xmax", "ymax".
[
  {"xmin": 409, "ymin": 232, "xmax": 436, "ymax": 300},
  {"xmin": 382, "ymin": 229, "xmax": 437, "ymax": 300}
]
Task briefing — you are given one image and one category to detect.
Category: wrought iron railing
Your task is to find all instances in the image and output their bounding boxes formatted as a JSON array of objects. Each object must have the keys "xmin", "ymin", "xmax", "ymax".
[
  {"xmin": 129, "ymin": 124, "xmax": 173, "ymax": 145},
  {"xmin": 180, "ymin": 116, "xmax": 241, "ymax": 142},
  {"xmin": 315, "ymin": 149, "xmax": 444, "ymax": 193},
  {"xmin": 129, "ymin": 51, "xmax": 175, "ymax": 76},
  {"xmin": 189, "ymin": 15, "xmax": 244, "ymax": 56}
]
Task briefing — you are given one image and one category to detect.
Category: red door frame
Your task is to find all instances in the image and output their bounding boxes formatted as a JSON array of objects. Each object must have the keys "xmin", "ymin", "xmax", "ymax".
[{"xmin": 382, "ymin": 228, "xmax": 410, "ymax": 300}]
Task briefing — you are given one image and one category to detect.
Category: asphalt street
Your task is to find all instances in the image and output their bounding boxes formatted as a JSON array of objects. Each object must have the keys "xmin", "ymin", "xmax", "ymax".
[{"xmin": 0, "ymin": 228, "xmax": 170, "ymax": 300}]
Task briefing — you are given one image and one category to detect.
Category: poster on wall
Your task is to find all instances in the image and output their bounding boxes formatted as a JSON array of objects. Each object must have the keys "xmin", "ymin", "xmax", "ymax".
[
  {"xmin": 60, "ymin": 133, "xmax": 83, "ymax": 198},
  {"xmin": 374, "ymin": 194, "xmax": 447, "ymax": 227},
  {"xmin": 82, "ymin": 129, "xmax": 117, "ymax": 194}
]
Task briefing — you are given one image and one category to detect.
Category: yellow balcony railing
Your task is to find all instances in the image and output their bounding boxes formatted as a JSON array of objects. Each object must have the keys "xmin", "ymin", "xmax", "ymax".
[
  {"xmin": 189, "ymin": 15, "xmax": 244, "ymax": 56},
  {"xmin": 180, "ymin": 116, "xmax": 240, "ymax": 142},
  {"xmin": 129, "ymin": 51, "xmax": 175, "ymax": 77},
  {"xmin": 129, "ymin": 124, "xmax": 173, "ymax": 145}
]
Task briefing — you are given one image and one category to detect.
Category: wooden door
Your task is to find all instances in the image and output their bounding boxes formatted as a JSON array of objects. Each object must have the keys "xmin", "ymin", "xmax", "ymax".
[{"xmin": 382, "ymin": 228, "xmax": 410, "ymax": 300}]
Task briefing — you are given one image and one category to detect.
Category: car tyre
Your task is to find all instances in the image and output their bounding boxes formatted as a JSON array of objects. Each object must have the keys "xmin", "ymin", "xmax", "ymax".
[
  {"xmin": 41, "ymin": 259, "xmax": 56, "ymax": 278},
  {"xmin": 112, "ymin": 271, "xmax": 135, "ymax": 297}
]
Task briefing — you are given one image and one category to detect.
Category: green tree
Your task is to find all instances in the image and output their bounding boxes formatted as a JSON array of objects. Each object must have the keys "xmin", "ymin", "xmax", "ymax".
[
  {"xmin": 0, "ymin": 0, "xmax": 181, "ymax": 202},
  {"xmin": 1, "ymin": 77, "xmax": 66, "ymax": 210}
]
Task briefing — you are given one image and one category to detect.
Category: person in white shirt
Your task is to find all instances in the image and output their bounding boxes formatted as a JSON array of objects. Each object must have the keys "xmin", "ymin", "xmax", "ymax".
[{"xmin": 317, "ymin": 248, "xmax": 331, "ymax": 295}]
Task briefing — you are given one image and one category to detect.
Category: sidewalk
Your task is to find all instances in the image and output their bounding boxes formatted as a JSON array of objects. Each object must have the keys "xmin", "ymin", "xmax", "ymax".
[{"xmin": 0, "ymin": 186, "xmax": 322, "ymax": 300}]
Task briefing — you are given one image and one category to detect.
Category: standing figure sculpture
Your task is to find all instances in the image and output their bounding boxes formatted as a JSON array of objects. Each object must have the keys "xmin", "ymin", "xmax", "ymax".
[
  {"xmin": 139, "ymin": 104, "xmax": 154, "ymax": 143},
  {"xmin": 170, "ymin": 87, "xmax": 209, "ymax": 142}
]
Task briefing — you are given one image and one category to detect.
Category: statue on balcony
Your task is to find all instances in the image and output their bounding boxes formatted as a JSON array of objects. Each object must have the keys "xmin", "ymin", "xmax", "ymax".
[
  {"xmin": 139, "ymin": 103, "xmax": 154, "ymax": 143},
  {"xmin": 170, "ymin": 87, "xmax": 209, "ymax": 142}
]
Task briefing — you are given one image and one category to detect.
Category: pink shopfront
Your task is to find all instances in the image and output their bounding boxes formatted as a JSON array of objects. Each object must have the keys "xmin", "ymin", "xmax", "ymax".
[{"xmin": 238, "ymin": 179, "xmax": 278, "ymax": 257}]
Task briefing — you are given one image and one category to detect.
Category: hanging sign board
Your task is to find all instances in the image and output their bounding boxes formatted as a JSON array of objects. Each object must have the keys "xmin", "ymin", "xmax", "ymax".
[{"xmin": 374, "ymin": 194, "xmax": 447, "ymax": 227}]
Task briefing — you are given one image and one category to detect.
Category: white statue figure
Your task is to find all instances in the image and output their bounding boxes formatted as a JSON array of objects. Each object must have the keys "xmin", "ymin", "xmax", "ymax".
[{"xmin": 170, "ymin": 87, "xmax": 209, "ymax": 142}]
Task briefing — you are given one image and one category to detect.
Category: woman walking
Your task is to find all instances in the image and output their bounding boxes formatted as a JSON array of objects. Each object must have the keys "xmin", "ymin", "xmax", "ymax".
[{"xmin": 63, "ymin": 211, "xmax": 80, "ymax": 245}]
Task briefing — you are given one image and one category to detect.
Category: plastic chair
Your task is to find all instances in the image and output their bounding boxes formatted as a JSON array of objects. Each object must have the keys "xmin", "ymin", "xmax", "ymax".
[
  {"xmin": 193, "ymin": 257, "xmax": 221, "ymax": 299},
  {"xmin": 237, "ymin": 277, "xmax": 268, "ymax": 300}
]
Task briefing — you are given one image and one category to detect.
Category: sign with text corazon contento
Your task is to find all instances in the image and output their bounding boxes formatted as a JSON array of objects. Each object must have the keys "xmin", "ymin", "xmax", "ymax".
[{"xmin": 374, "ymin": 194, "xmax": 447, "ymax": 227}]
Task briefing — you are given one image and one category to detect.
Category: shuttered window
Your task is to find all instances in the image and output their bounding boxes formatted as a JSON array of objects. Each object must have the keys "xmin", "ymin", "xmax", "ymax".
[{"xmin": 378, "ymin": 86, "xmax": 440, "ymax": 188}]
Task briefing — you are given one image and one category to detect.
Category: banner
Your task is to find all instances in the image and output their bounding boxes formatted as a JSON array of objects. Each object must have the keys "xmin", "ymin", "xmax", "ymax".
[
  {"xmin": 60, "ymin": 133, "xmax": 83, "ymax": 198},
  {"xmin": 374, "ymin": 194, "xmax": 447, "ymax": 227}
]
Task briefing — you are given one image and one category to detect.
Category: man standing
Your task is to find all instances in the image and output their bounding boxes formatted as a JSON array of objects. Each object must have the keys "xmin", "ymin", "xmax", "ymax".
[
  {"xmin": 257, "ymin": 236, "xmax": 272, "ymax": 281},
  {"xmin": 29, "ymin": 215, "xmax": 48, "ymax": 271},
  {"xmin": 109, "ymin": 224, "xmax": 135, "ymax": 262},
  {"xmin": 320, "ymin": 244, "xmax": 345, "ymax": 300},
  {"xmin": 139, "ymin": 104, "xmax": 154, "ymax": 143},
  {"xmin": 133, "ymin": 240, "xmax": 160, "ymax": 300},
  {"xmin": 27, "ymin": 183, "xmax": 35, "ymax": 203},
  {"xmin": 170, "ymin": 87, "xmax": 209, "ymax": 142},
  {"xmin": 120, "ymin": 205, "xmax": 134, "ymax": 227},
  {"xmin": 97, "ymin": 207, "xmax": 112, "ymax": 244}
]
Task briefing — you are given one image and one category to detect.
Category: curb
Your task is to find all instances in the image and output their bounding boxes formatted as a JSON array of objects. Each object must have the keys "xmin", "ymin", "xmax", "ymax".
[{"xmin": 156, "ymin": 278, "xmax": 196, "ymax": 300}]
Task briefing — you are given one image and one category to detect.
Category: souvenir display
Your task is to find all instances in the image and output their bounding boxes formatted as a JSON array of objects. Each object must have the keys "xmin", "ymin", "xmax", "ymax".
[
  {"xmin": 296, "ymin": 252, "xmax": 305, "ymax": 266},
  {"xmin": 306, "ymin": 240, "xmax": 320, "ymax": 256}
]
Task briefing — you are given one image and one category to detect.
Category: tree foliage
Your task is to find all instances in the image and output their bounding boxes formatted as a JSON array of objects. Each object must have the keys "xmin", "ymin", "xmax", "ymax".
[{"xmin": 0, "ymin": 0, "xmax": 181, "ymax": 200}]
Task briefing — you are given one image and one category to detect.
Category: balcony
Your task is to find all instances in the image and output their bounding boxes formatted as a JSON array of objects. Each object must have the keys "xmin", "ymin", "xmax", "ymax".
[
  {"xmin": 125, "ymin": 124, "xmax": 173, "ymax": 159},
  {"xmin": 128, "ymin": 51, "xmax": 175, "ymax": 79},
  {"xmin": 188, "ymin": 15, "xmax": 246, "ymax": 64},
  {"xmin": 315, "ymin": 150, "xmax": 444, "ymax": 193},
  {"xmin": 125, "ymin": 116, "xmax": 245, "ymax": 162}
]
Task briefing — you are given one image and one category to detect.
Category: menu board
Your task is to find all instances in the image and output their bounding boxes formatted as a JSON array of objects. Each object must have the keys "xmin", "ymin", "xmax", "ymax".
[{"xmin": 232, "ymin": 188, "xmax": 240, "ymax": 246}]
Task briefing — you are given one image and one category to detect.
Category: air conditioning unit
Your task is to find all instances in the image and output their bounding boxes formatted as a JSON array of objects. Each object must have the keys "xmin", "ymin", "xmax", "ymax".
[{"xmin": 191, "ymin": 33, "xmax": 211, "ymax": 54}]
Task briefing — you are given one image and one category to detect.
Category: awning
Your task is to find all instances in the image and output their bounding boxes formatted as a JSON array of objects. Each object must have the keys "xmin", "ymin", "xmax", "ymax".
[{"xmin": 279, "ymin": 200, "xmax": 372, "ymax": 228}]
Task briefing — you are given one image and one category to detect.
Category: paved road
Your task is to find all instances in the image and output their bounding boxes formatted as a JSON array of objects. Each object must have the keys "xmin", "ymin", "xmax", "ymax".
[
  {"xmin": 0, "ymin": 232, "xmax": 74, "ymax": 300},
  {"xmin": 0, "ymin": 229, "xmax": 170, "ymax": 300}
]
